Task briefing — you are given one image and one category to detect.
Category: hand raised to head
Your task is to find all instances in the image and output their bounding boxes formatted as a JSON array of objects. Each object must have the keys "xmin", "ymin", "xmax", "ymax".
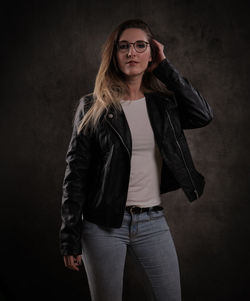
[{"xmin": 147, "ymin": 39, "xmax": 167, "ymax": 72}]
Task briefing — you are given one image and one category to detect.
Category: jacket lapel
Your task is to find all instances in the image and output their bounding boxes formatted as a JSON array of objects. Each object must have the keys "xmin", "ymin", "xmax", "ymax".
[
  {"xmin": 103, "ymin": 92, "xmax": 174, "ymax": 156},
  {"xmin": 104, "ymin": 102, "xmax": 132, "ymax": 157}
]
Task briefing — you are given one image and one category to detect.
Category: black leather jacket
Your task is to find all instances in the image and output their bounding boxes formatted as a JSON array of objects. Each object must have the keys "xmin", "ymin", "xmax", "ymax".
[{"xmin": 59, "ymin": 58, "xmax": 213, "ymax": 256}]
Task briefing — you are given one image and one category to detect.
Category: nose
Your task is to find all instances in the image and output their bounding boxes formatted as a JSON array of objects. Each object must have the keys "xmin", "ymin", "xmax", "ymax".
[{"xmin": 127, "ymin": 44, "xmax": 136, "ymax": 56}]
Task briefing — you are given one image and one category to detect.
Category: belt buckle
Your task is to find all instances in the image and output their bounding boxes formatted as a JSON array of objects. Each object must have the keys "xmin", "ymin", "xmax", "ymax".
[
  {"xmin": 129, "ymin": 205, "xmax": 143, "ymax": 214},
  {"xmin": 129, "ymin": 205, "xmax": 136, "ymax": 214}
]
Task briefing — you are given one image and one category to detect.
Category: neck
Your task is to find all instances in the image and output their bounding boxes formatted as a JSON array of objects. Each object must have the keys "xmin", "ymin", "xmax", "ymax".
[{"xmin": 123, "ymin": 74, "xmax": 145, "ymax": 100}]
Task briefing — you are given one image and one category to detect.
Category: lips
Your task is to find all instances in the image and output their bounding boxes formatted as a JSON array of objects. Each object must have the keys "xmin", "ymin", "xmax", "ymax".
[{"xmin": 126, "ymin": 60, "xmax": 138, "ymax": 64}]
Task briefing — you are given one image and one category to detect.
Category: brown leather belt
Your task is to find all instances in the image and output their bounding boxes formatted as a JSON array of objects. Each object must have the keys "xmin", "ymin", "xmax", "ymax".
[{"xmin": 125, "ymin": 205, "xmax": 164, "ymax": 214}]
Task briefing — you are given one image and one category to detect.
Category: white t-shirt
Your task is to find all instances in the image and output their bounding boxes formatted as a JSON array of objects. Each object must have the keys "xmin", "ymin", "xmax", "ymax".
[{"xmin": 120, "ymin": 97, "xmax": 163, "ymax": 207}]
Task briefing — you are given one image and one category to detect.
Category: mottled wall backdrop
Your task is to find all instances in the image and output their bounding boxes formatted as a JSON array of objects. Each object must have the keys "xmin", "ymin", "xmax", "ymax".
[{"xmin": 1, "ymin": 0, "xmax": 250, "ymax": 300}]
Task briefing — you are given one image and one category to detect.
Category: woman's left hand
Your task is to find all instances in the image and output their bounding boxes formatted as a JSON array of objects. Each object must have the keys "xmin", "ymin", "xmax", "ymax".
[{"xmin": 147, "ymin": 39, "xmax": 166, "ymax": 72}]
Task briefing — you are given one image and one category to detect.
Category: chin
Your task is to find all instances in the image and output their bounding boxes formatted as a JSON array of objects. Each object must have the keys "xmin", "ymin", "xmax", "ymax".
[{"xmin": 124, "ymin": 69, "xmax": 145, "ymax": 77}]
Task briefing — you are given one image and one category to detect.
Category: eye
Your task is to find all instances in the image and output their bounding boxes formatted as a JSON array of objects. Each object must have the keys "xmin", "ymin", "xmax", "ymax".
[
  {"xmin": 118, "ymin": 42, "xmax": 129, "ymax": 49},
  {"xmin": 136, "ymin": 41, "xmax": 146, "ymax": 49}
]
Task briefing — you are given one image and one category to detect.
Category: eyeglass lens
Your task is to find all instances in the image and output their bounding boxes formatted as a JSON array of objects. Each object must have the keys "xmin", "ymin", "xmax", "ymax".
[{"xmin": 118, "ymin": 41, "xmax": 148, "ymax": 52}]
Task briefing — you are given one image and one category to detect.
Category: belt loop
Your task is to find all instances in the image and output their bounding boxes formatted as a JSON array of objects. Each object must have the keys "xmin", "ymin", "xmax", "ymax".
[
  {"xmin": 148, "ymin": 206, "xmax": 153, "ymax": 216},
  {"xmin": 129, "ymin": 205, "xmax": 136, "ymax": 215}
]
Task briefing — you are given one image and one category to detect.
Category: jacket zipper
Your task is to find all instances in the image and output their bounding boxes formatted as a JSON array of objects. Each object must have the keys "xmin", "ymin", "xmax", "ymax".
[
  {"xmin": 106, "ymin": 119, "xmax": 131, "ymax": 212},
  {"xmin": 166, "ymin": 110, "xmax": 199, "ymax": 199},
  {"xmin": 106, "ymin": 119, "xmax": 131, "ymax": 159}
]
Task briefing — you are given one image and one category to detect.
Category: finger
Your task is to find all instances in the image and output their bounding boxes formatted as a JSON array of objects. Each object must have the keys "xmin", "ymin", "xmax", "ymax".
[
  {"xmin": 69, "ymin": 256, "xmax": 80, "ymax": 271},
  {"xmin": 76, "ymin": 255, "xmax": 82, "ymax": 265},
  {"xmin": 74, "ymin": 256, "xmax": 82, "ymax": 267},
  {"xmin": 152, "ymin": 39, "xmax": 163, "ymax": 46},
  {"xmin": 64, "ymin": 256, "xmax": 77, "ymax": 271},
  {"xmin": 77, "ymin": 255, "xmax": 82, "ymax": 262},
  {"xmin": 71, "ymin": 262, "xmax": 80, "ymax": 271},
  {"xmin": 64, "ymin": 255, "xmax": 72, "ymax": 267}
]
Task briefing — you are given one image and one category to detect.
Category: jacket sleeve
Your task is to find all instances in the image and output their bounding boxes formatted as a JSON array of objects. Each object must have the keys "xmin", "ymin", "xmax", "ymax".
[
  {"xmin": 152, "ymin": 58, "xmax": 214, "ymax": 129},
  {"xmin": 59, "ymin": 96, "xmax": 93, "ymax": 256}
]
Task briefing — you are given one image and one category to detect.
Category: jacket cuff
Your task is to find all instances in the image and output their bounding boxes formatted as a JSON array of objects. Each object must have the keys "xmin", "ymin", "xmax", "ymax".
[{"xmin": 60, "ymin": 245, "xmax": 82, "ymax": 256}]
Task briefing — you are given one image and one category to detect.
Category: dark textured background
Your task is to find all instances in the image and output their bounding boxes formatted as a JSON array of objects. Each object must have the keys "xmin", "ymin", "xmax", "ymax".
[{"xmin": 1, "ymin": 0, "xmax": 250, "ymax": 300}]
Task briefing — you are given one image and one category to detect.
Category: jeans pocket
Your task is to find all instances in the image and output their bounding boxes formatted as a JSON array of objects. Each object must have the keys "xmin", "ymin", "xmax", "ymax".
[
  {"xmin": 149, "ymin": 210, "xmax": 165, "ymax": 219},
  {"xmin": 149, "ymin": 211, "xmax": 170, "ymax": 231}
]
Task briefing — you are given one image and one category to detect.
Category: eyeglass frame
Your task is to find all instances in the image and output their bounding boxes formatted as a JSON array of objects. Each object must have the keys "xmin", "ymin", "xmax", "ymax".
[{"xmin": 116, "ymin": 40, "xmax": 151, "ymax": 53}]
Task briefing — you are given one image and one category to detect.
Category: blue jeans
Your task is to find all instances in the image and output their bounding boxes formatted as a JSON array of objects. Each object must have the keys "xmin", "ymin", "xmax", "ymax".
[{"xmin": 81, "ymin": 207, "xmax": 182, "ymax": 301}]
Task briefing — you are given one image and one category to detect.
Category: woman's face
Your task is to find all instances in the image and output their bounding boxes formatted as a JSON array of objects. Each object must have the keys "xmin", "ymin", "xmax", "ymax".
[{"xmin": 116, "ymin": 28, "xmax": 152, "ymax": 79}]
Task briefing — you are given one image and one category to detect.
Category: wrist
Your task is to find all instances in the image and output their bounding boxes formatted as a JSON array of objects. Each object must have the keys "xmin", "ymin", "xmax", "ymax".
[{"xmin": 159, "ymin": 55, "xmax": 166, "ymax": 62}]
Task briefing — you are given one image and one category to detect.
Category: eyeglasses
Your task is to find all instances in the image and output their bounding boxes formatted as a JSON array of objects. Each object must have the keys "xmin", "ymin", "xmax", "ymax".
[{"xmin": 116, "ymin": 40, "xmax": 150, "ymax": 53}]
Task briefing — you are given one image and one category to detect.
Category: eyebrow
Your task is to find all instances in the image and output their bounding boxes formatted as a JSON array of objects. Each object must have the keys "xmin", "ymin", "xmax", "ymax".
[{"xmin": 119, "ymin": 39, "xmax": 148, "ymax": 43}]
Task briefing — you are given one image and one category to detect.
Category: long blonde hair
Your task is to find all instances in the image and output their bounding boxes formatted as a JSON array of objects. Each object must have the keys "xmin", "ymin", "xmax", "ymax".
[{"xmin": 78, "ymin": 18, "xmax": 173, "ymax": 135}]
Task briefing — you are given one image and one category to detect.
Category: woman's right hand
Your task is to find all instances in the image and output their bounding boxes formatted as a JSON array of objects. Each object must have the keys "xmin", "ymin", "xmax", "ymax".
[{"xmin": 63, "ymin": 255, "xmax": 82, "ymax": 271}]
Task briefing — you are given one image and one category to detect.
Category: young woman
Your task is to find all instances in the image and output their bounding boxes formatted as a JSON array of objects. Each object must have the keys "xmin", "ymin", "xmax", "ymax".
[{"xmin": 59, "ymin": 18, "xmax": 213, "ymax": 301}]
